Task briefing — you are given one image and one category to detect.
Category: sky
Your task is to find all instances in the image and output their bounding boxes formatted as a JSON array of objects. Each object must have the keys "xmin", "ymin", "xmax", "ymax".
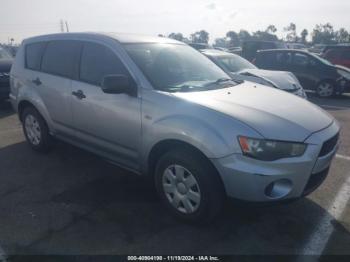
[{"xmin": 1, "ymin": 0, "xmax": 350, "ymax": 44}]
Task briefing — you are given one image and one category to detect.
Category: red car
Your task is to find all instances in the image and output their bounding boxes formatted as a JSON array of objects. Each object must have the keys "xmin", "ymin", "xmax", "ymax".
[{"xmin": 322, "ymin": 48, "xmax": 350, "ymax": 69}]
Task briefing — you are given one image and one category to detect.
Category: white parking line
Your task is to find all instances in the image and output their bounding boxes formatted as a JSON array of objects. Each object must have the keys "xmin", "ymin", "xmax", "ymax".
[
  {"xmin": 301, "ymin": 175, "xmax": 350, "ymax": 255},
  {"xmin": 336, "ymin": 154, "xmax": 350, "ymax": 161}
]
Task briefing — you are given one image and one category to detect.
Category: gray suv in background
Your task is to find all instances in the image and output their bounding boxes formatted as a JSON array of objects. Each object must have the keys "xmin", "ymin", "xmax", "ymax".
[{"xmin": 10, "ymin": 33, "xmax": 340, "ymax": 223}]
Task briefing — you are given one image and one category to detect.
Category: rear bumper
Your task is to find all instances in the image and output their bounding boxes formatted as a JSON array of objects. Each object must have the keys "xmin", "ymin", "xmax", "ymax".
[{"xmin": 211, "ymin": 121, "xmax": 340, "ymax": 202}]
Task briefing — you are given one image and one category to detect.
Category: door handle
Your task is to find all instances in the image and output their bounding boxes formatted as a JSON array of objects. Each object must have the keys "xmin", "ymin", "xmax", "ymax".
[
  {"xmin": 32, "ymin": 77, "xmax": 42, "ymax": 86},
  {"xmin": 72, "ymin": 90, "xmax": 86, "ymax": 100}
]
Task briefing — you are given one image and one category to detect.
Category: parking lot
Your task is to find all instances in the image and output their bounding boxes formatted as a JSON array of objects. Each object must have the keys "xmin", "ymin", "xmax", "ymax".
[{"xmin": 0, "ymin": 93, "xmax": 349, "ymax": 257}]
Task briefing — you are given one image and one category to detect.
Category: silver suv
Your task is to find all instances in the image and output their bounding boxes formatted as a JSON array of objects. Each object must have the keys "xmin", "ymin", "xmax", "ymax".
[{"xmin": 10, "ymin": 33, "xmax": 340, "ymax": 223}]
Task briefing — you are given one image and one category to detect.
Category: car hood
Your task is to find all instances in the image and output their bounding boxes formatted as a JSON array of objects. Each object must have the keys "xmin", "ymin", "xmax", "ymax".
[
  {"xmin": 236, "ymin": 69, "xmax": 300, "ymax": 91},
  {"xmin": 172, "ymin": 83, "xmax": 333, "ymax": 142},
  {"xmin": 0, "ymin": 59, "xmax": 13, "ymax": 73}
]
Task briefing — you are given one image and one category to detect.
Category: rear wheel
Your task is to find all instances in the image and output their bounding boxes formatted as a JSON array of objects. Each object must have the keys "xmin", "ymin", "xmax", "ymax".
[
  {"xmin": 22, "ymin": 107, "xmax": 52, "ymax": 153},
  {"xmin": 316, "ymin": 81, "xmax": 335, "ymax": 98},
  {"xmin": 155, "ymin": 148, "xmax": 225, "ymax": 223}
]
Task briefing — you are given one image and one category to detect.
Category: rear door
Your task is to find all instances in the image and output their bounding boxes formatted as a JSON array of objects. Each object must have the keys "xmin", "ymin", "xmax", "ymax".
[
  {"xmin": 290, "ymin": 52, "xmax": 318, "ymax": 89},
  {"xmin": 71, "ymin": 41, "xmax": 141, "ymax": 170},
  {"xmin": 28, "ymin": 40, "xmax": 81, "ymax": 136}
]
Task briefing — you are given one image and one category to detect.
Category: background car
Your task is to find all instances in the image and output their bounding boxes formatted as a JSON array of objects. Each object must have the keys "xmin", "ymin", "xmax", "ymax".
[
  {"xmin": 255, "ymin": 49, "xmax": 350, "ymax": 97},
  {"xmin": 241, "ymin": 40, "xmax": 287, "ymax": 62},
  {"xmin": 201, "ymin": 49, "xmax": 307, "ymax": 98},
  {"xmin": 286, "ymin": 43, "xmax": 307, "ymax": 50},
  {"xmin": 188, "ymin": 43, "xmax": 211, "ymax": 50},
  {"xmin": 322, "ymin": 47, "xmax": 350, "ymax": 69},
  {"xmin": 0, "ymin": 47, "xmax": 13, "ymax": 102},
  {"xmin": 308, "ymin": 44, "xmax": 326, "ymax": 55}
]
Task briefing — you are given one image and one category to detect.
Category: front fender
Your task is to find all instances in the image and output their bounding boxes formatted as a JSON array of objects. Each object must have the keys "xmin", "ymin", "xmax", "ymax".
[
  {"xmin": 141, "ymin": 112, "xmax": 262, "ymax": 174},
  {"xmin": 150, "ymin": 114, "xmax": 232, "ymax": 158}
]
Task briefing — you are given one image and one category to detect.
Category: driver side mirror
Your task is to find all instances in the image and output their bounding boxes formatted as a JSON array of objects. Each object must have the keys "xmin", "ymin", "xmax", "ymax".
[{"xmin": 101, "ymin": 74, "xmax": 137, "ymax": 96}]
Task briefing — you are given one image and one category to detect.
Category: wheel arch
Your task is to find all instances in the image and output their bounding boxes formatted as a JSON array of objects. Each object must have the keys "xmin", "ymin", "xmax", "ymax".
[
  {"xmin": 147, "ymin": 139, "xmax": 226, "ymax": 194},
  {"xmin": 18, "ymin": 100, "xmax": 36, "ymax": 121}
]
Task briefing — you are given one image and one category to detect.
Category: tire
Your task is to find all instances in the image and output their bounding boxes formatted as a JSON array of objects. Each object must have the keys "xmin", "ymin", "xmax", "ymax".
[
  {"xmin": 21, "ymin": 107, "xmax": 52, "ymax": 153},
  {"xmin": 316, "ymin": 81, "xmax": 335, "ymax": 98},
  {"xmin": 155, "ymin": 148, "xmax": 225, "ymax": 223}
]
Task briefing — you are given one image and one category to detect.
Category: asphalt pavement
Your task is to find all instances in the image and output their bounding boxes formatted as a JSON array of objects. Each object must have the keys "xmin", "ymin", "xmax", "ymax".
[{"xmin": 0, "ymin": 93, "xmax": 349, "ymax": 258}]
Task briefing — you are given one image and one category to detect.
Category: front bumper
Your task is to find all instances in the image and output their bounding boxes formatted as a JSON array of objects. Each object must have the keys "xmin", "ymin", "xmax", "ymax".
[{"xmin": 211, "ymin": 121, "xmax": 340, "ymax": 202}]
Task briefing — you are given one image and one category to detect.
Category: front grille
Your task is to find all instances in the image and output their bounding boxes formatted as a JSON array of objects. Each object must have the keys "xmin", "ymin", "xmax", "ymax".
[
  {"xmin": 319, "ymin": 133, "xmax": 339, "ymax": 157},
  {"xmin": 303, "ymin": 167, "xmax": 330, "ymax": 196}
]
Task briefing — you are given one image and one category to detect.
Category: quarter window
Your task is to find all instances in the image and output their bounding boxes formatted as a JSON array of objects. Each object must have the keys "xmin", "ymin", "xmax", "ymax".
[
  {"xmin": 80, "ymin": 42, "xmax": 128, "ymax": 86},
  {"xmin": 41, "ymin": 40, "xmax": 81, "ymax": 78},
  {"xmin": 25, "ymin": 42, "xmax": 47, "ymax": 71}
]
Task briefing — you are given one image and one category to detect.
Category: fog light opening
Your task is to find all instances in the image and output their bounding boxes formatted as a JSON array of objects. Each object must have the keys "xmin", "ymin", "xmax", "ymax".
[{"xmin": 264, "ymin": 179, "xmax": 293, "ymax": 199}]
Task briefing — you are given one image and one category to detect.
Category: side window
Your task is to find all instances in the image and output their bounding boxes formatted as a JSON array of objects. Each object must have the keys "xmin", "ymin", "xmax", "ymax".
[
  {"xmin": 80, "ymin": 42, "xmax": 129, "ymax": 86},
  {"xmin": 276, "ymin": 52, "xmax": 292, "ymax": 66},
  {"xmin": 293, "ymin": 53, "xmax": 309, "ymax": 66},
  {"xmin": 25, "ymin": 42, "xmax": 47, "ymax": 71},
  {"xmin": 259, "ymin": 52, "xmax": 277, "ymax": 67},
  {"xmin": 41, "ymin": 40, "xmax": 81, "ymax": 78}
]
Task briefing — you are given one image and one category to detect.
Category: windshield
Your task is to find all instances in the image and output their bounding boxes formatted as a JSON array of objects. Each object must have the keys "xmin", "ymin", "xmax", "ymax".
[
  {"xmin": 215, "ymin": 54, "xmax": 257, "ymax": 72},
  {"xmin": 124, "ymin": 43, "xmax": 234, "ymax": 92},
  {"xmin": 311, "ymin": 53, "xmax": 334, "ymax": 66},
  {"xmin": 0, "ymin": 47, "xmax": 12, "ymax": 59}
]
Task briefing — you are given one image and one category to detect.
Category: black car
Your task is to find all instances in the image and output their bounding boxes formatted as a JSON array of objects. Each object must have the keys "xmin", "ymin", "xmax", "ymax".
[
  {"xmin": 242, "ymin": 40, "xmax": 287, "ymax": 62},
  {"xmin": 0, "ymin": 47, "xmax": 13, "ymax": 102},
  {"xmin": 255, "ymin": 49, "xmax": 350, "ymax": 97}
]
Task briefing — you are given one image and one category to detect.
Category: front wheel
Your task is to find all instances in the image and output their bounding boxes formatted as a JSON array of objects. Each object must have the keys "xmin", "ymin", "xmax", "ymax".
[
  {"xmin": 316, "ymin": 81, "xmax": 335, "ymax": 98},
  {"xmin": 155, "ymin": 148, "xmax": 225, "ymax": 223}
]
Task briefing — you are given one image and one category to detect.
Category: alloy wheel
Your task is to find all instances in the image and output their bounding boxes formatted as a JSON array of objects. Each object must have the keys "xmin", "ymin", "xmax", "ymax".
[
  {"xmin": 24, "ymin": 114, "xmax": 41, "ymax": 146},
  {"xmin": 317, "ymin": 82, "xmax": 334, "ymax": 97}
]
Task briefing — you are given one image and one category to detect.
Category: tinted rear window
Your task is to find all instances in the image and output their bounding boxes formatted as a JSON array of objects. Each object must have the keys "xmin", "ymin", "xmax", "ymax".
[
  {"xmin": 80, "ymin": 42, "xmax": 128, "ymax": 86},
  {"xmin": 41, "ymin": 40, "xmax": 81, "ymax": 78},
  {"xmin": 25, "ymin": 42, "xmax": 47, "ymax": 70}
]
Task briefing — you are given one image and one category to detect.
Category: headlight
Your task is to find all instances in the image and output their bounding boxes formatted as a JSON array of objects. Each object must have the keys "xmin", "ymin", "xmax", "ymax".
[{"xmin": 238, "ymin": 136, "xmax": 307, "ymax": 161}]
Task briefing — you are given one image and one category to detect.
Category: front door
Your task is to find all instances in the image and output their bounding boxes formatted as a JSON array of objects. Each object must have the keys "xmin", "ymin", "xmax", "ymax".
[{"xmin": 71, "ymin": 41, "xmax": 141, "ymax": 170}]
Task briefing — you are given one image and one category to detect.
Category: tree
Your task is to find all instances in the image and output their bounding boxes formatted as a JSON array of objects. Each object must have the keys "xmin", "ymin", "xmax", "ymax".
[
  {"xmin": 238, "ymin": 30, "xmax": 251, "ymax": 43},
  {"xmin": 214, "ymin": 37, "xmax": 228, "ymax": 48},
  {"xmin": 226, "ymin": 31, "xmax": 240, "ymax": 47},
  {"xmin": 252, "ymin": 30, "xmax": 278, "ymax": 41},
  {"xmin": 312, "ymin": 23, "xmax": 336, "ymax": 44},
  {"xmin": 266, "ymin": 25, "xmax": 277, "ymax": 34},
  {"xmin": 335, "ymin": 28, "xmax": 349, "ymax": 43},
  {"xmin": 190, "ymin": 30, "xmax": 209, "ymax": 43},
  {"xmin": 300, "ymin": 29, "xmax": 308, "ymax": 44},
  {"xmin": 284, "ymin": 23, "xmax": 297, "ymax": 42},
  {"xmin": 168, "ymin": 33, "xmax": 184, "ymax": 41}
]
